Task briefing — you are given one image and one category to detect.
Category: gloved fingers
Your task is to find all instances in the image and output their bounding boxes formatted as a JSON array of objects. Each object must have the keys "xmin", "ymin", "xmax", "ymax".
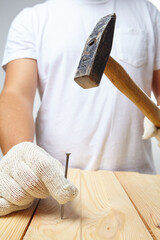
[
  {"xmin": 142, "ymin": 117, "xmax": 157, "ymax": 139},
  {"xmin": 0, "ymin": 172, "xmax": 34, "ymax": 206},
  {"xmin": 10, "ymin": 161, "xmax": 49, "ymax": 199},
  {"xmin": 38, "ymin": 161, "xmax": 78, "ymax": 204},
  {"xmin": 25, "ymin": 147, "xmax": 78, "ymax": 204},
  {"xmin": 156, "ymin": 129, "xmax": 160, "ymax": 141},
  {"xmin": 0, "ymin": 197, "xmax": 34, "ymax": 217},
  {"xmin": 156, "ymin": 129, "xmax": 160, "ymax": 147},
  {"xmin": 24, "ymin": 146, "xmax": 78, "ymax": 204},
  {"xmin": 49, "ymin": 177, "xmax": 79, "ymax": 205},
  {"xmin": 1, "ymin": 142, "xmax": 78, "ymax": 205},
  {"xmin": 17, "ymin": 143, "xmax": 78, "ymax": 204}
]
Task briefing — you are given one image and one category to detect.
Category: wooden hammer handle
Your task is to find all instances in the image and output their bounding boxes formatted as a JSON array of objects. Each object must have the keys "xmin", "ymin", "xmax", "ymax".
[{"xmin": 104, "ymin": 56, "xmax": 160, "ymax": 127}]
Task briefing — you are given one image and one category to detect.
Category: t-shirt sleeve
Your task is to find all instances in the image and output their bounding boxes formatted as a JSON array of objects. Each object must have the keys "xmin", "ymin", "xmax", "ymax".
[
  {"xmin": 1, "ymin": 8, "xmax": 37, "ymax": 71},
  {"xmin": 147, "ymin": 2, "xmax": 160, "ymax": 70}
]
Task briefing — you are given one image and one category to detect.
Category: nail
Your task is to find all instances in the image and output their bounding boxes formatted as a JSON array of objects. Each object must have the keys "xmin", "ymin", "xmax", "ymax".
[{"xmin": 61, "ymin": 153, "xmax": 71, "ymax": 219}]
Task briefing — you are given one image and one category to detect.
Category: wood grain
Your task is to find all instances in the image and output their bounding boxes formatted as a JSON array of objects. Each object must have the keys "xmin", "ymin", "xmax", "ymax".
[
  {"xmin": 1, "ymin": 170, "xmax": 160, "ymax": 240},
  {"xmin": 81, "ymin": 170, "xmax": 153, "ymax": 240},
  {"xmin": 115, "ymin": 172, "xmax": 160, "ymax": 240},
  {"xmin": 23, "ymin": 169, "xmax": 81, "ymax": 240},
  {"xmin": 0, "ymin": 199, "xmax": 39, "ymax": 240}
]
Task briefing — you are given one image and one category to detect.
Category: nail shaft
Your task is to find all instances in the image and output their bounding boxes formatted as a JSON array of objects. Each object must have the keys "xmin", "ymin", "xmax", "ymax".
[
  {"xmin": 61, "ymin": 153, "xmax": 71, "ymax": 219},
  {"xmin": 61, "ymin": 205, "xmax": 64, "ymax": 219},
  {"xmin": 65, "ymin": 153, "xmax": 70, "ymax": 178}
]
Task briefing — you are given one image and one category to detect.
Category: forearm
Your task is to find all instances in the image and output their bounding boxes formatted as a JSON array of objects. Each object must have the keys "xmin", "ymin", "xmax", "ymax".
[
  {"xmin": 157, "ymin": 95, "xmax": 160, "ymax": 106},
  {"xmin": 152, "ymin": 70, "xmax": 160, "ymax": 106},
  {"xmin": 0, "ymin": 91, "xmax": 35, "ymax": 154}
]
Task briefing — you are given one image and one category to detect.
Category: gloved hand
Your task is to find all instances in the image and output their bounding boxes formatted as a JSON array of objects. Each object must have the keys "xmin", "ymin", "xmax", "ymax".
[
  {"xmin": 0, "ymin": 142, "xmax": 78, "ymax": 216},
  {"xmin": 142, "ymin": 106, "xmax": 160, "ymax": 147}
]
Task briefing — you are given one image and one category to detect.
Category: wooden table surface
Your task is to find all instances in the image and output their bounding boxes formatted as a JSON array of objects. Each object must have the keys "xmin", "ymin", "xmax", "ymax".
[{"xmin": 0, "ymin": 169, "xmax": 160, "ymax": 240}]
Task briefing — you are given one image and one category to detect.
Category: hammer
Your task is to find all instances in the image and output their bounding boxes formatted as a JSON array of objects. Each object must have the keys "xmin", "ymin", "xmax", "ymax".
[{"xmin": 74, "ymin": 14, "xmax": 160, "ymax": 127}]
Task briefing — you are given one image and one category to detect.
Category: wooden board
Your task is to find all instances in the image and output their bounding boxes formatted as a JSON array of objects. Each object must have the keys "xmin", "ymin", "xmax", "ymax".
[
  {"xmin": 23, "ymin": 169, "xmax": 81, "ymax": 240},
  {"xmin": 24, "ymin": 170, "xmax": 153, "ymax": 240},
  {"xmin": 115, "ymin": 172, "xmax": 160, "ymax": 240},
  {"xmin": 0, "ymin": 199, "xmax": 39, "ymax": 240},
  {"xmin": 1, "ymin": 169, "xmax": 160, "ymax": 240},
  {"xmin": 81, "ymin": 171, "xmax": 152, "ymax": 240}
]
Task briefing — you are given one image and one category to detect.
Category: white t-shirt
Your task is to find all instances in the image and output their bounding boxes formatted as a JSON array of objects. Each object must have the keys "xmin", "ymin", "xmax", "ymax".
[{"xmin": 2, "ymin": 0, "xmax": 160, "ymax": 173}]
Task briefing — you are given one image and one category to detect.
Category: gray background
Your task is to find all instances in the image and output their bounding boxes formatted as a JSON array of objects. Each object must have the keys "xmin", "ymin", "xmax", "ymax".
[{"xmin": 0, "ymin": 0, "xmax": 159, "ymax": 172}]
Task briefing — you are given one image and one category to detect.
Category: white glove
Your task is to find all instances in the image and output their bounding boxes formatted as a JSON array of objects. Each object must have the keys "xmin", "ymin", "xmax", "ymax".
[
  {"xmin": 142, "ymin": 106, "xmax": 160, "ymax": 147},
  {"xmin": 0, "ymin": 142, "xmax": 78, "ymax": 216}
]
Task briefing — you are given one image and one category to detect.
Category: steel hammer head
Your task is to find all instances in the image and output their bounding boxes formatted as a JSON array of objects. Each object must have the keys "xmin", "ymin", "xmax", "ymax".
[{"xmin": 74, "ymin": 14, "xmax": 116, "ymax": 89}]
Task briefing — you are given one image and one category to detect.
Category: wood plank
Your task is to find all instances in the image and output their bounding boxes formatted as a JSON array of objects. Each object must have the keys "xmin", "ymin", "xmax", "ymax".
[
  {"xmin": 115, "ymin": 172, "xmax": 160, "ymax": 240},
  {"xmin": 0, "ymin": 199, "xmax": 39, "ymax": 240},
  {"xmin": 81, "ymin": 170, "xmax": 153, "ymax": 240},
  {"xmin": 23, "ymin": 168, "xmax": 81, "ymax": 240}
]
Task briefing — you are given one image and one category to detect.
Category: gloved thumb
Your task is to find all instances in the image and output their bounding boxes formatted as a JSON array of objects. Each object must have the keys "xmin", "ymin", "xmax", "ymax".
[
  {"xmin": 142, "ymin": 117, "xmax": 157, "ymax": 139},
  {"xmin": 40, "ymin": 163, "xmax": 78, "ymax": 204}
]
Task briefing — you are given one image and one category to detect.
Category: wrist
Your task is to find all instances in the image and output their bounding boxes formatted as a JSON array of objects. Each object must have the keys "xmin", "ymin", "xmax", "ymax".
[{"xmin": 157, "ymin": 95, "xmax": 160, "ymax": 106}]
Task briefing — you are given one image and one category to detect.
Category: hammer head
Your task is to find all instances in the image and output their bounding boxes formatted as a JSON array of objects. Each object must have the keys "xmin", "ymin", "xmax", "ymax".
[{"xmin": 74, "ymin": 14, "xmax": 116, "ymax": 89}]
